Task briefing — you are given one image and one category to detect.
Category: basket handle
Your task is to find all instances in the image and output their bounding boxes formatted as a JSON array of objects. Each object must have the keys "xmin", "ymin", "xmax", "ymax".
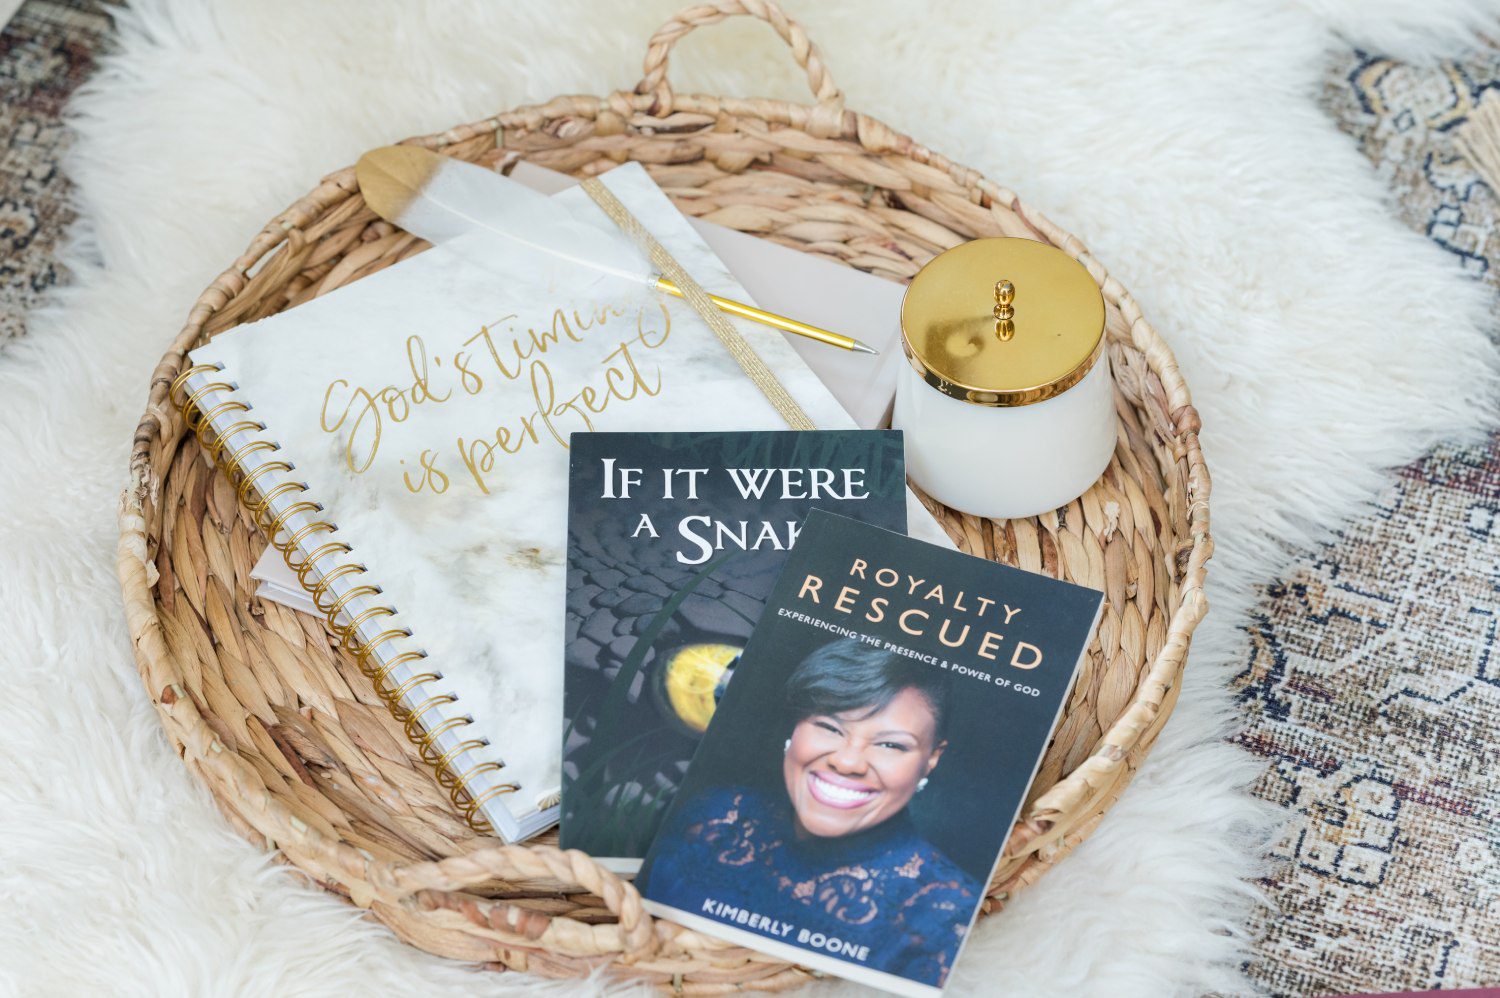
[{"xmin": 636, "ymin": 0, "xmax": 845, "ymax": 134}]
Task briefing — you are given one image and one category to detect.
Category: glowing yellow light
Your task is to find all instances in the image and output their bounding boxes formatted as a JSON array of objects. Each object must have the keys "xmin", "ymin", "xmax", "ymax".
[{"xmin": 660, "ymin": 643, "xmax": 741, "ymax": 733}]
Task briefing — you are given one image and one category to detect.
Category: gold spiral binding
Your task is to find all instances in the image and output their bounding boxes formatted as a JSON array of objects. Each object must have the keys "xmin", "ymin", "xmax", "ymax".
[
  {"xmin": 309, "ymin": 562, "xmax": 368, "ymax": 613},
  {"xmin": 429, "ymin": 739, "xmax": 488, "ymax": 788},
  {"xmin": 334, "ymin": 605, "xmax": 395, "ymax": 649},
  {"xmin": 169, "ymin": 362, "xmax": 512, "ymax": 835},
  {"xmin": 263, "ymin": 502, "xmax": 324, "ymax": 548},
  {"xmin": 248, "ymin": 480, "xmax": 310, "ymax": 518},
  {"xmin": 416, "ymin": 715, "xmax": 473, "ymax": 763},
  {"xmin": 237, "ymin": 459, "xmax": 292, "ymax": 507},
  {"xmin": 194, "ymin": 399, "xmax": 251, "ymax": 437},
  {"xmin": 170, "ymin": 363, "xmax": 224, "ymax": 396},
  {"xmin": 205, "ymin": 420, "xmax": 267, "ymax": 462},
  {"xmin": 446, "ymin": 760, "xmax": 511, "ymax": 827},
  {"xmin": 382, "ymin": 672, "xmax": 442, "ymax": 718},
  {"xmin": 354, "ymin": 626, "xmax": 410, "ymax": 667},
  {"xmin": 371, "ymin": 652, "xmax": 431, "ymax": 693},
  {"xmin": 279, "ymin": 519, "xmax": 338, "ymax": 557},
  {"xmin": 369, "ymin": 646, "xmax": 423, "ymax": 679},
  {"xmin": 295, "ymin": 541, "xmax": 352, "ymax": 587},
  {"xmin": 400, "ymin": 692, "xmax": 457, "ymax": 738},
  {"xmin": 446, "ymin": 758, "xmax": 503, "ymax": 797},
  {"xmin": 222, "ymin": 438, "xmax": 279, "ymax": 477},
  {"xmin": 399, "ymin": 690, "xmax": 450, "ymax": 720},
  {"xmin": 324, "ymin": 584, "xmax": 382, "ymax": 623},
  {"xmin": 240, "ymin": 471, "xmax": 297, "ymax": 513},
  {"xmin": 461, "ymin": 776, "xmax": 521, "ymax": 832},
  {"xmin": 181, "ymin": 380, "xmax": 237, "ymax": 420}
]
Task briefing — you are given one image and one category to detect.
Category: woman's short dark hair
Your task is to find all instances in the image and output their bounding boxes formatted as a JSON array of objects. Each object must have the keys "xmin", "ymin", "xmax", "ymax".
[{"xmin": 784, "ymin": 639, "xmax": 950, "ymax": 743}]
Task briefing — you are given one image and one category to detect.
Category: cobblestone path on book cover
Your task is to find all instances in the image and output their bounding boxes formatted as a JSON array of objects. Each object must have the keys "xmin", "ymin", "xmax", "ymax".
[{"xmin": 565, "ymin": 504, "xmax": 777, "ymax": 816}]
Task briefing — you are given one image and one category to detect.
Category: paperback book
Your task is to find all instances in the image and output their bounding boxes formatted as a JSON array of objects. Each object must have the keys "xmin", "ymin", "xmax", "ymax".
[
  {"xmin": 561, "ymin": 431, "xmax": 909, "ymax": 872},
  {"xmin": 636, "ymin": 510, "xmax": 1104, "ymax": 997}
]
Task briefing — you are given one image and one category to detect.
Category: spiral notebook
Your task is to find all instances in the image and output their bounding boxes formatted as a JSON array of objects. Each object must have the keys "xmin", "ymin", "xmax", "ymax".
[{"xmin": 176, "ymin": 162, "xmax": 946, "ymax": 841}]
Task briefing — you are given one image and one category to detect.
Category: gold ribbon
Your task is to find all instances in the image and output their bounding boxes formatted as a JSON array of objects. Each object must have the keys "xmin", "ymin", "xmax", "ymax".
[{"xmin": 579, "ymin": 177, "xmax": 815, "ymax": 431}]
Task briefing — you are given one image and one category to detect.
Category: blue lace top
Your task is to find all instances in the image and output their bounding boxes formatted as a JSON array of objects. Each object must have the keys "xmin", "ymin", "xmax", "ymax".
[{"xmin": 642, "ymin": 785, "xmax": 980, "ymax": 988}]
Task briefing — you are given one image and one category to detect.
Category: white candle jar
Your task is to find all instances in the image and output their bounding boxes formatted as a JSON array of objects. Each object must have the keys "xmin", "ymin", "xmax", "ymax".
[{"xmin": 893, "ymin": 237, "xmax": 1114, "ymax": 520}]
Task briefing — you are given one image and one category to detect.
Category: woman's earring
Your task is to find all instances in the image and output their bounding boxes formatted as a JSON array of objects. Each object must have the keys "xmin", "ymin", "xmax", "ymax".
[
  {"xmin": 783, "ymin": 739, "xmax": 791, "ymax": 753},
  {"xmin": 917, "ymin": 778, "xmax": 929, "ymax": 793}
]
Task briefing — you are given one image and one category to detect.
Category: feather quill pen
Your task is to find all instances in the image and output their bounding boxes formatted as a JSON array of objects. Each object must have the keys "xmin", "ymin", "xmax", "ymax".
[{"xmin": 355, "ymin": 146, "xmax": 876, "ymax": 354}]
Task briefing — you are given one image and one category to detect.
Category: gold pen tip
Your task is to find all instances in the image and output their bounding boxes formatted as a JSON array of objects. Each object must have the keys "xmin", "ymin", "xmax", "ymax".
[{"xmin": 850, "ymin": 339, "xmax": 879, "ymax": 356}]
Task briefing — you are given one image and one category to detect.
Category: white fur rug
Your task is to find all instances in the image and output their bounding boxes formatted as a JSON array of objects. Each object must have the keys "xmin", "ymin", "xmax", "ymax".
[{"xmin": 2, "ymin": 1, "xmax": 1497, "ymax": 995}]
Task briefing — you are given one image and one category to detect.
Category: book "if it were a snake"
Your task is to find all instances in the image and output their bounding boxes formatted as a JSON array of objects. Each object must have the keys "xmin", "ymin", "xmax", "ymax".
[{"xmin": 560, "ymin": 430, "xmax": 908, "ymax": 872}]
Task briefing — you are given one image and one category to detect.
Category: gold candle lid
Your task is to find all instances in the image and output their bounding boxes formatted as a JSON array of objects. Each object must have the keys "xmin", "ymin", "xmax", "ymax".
[{"xmin": 900, "ymin": 237, "xmax": 1106, "ymax": 407}]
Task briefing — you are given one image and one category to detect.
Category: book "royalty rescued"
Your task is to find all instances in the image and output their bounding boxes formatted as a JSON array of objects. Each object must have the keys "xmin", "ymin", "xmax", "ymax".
[{"xmin": 636, "ymin": 510, "xmax": 1104, "ymax": 996}]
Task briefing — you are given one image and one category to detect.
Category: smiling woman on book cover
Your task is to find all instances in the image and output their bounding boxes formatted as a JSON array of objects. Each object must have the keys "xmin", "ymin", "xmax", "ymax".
[
  {"xmin": 637, "ymin": 510, "xmax": 1103, "ymax": 996},
  {"xmin": 645, "ymin": 639, "xmax": 979, "ymax": 984}
]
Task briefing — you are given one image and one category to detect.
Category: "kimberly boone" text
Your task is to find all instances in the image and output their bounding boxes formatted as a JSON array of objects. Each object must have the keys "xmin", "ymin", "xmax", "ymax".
[{"xmin": 701, "ymin": 898, "xmax": 872, "ymax": 963}]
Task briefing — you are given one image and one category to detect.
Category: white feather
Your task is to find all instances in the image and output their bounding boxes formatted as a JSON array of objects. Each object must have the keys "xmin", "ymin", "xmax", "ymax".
[{"xmin": 365, "ymin": 147, "xmax": 651, "ymax": 284}]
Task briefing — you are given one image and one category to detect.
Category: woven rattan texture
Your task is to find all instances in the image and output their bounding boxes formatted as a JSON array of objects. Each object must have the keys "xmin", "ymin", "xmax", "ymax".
[{"xmin": 116, "ymin": 2, "xmax": 1211, "ymax": 989}]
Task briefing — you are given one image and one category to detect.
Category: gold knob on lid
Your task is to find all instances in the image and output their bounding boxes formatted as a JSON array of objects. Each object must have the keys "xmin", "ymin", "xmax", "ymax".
[
  {"xmin": 899, "ymin": 237, "xmax": 1105, "ymax": 407},
  {"xmin": 993, "ymin": 280, "xmax": 1015, "ymax": 340},
  {"xmin": 993, "ymin": 280, "xmax": 1015, "ymax": 320}
]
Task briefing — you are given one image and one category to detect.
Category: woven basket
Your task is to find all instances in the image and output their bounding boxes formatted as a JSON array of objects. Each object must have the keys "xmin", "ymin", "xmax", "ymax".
[{"xmin": 117, "ymin": 1, "xmax": 1211, "ymax": 989}]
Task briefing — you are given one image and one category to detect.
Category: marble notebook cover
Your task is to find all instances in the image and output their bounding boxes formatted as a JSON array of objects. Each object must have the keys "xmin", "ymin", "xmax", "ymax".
[
  {"xmin": 181, "ymin": 163, "xmax": 933, "ymax": 840},
  {"xmin": 248, "ymin": 161, "xmax": 926, "ymax": 609}
]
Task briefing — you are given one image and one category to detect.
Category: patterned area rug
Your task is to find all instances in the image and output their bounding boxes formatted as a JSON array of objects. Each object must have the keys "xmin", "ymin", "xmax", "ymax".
[
  {"xmin": 0, "ymin": 0, "xmax": 110, "ymax": 348},
  {"xmin": 0, "ymin": 4, "xmax": 1494, "ymax": 991},
  {"xmin": 1237, "ymin": 47, "xmax": 1500, "ymax": 997}
]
